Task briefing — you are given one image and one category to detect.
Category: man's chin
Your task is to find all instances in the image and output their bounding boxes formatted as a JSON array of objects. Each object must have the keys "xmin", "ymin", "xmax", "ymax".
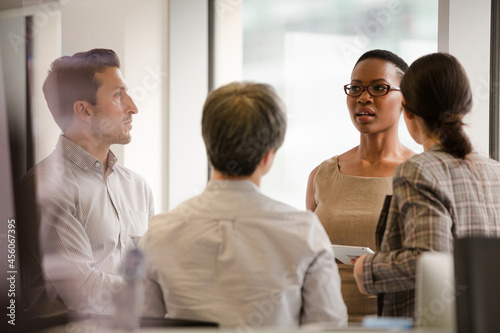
[
  {"xmin": 122, "ymin": 136, "xmax": 132, "ymax": 145},
  {"xmin": 114, "ymin": 134, "xmax": 132, "ymax": 145}
]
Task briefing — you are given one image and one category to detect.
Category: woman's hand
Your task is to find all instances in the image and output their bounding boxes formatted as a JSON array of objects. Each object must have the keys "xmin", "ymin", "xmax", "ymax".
[{"xmin": 353, "ymin": 255, "xmax": 369, "ymax": 295}]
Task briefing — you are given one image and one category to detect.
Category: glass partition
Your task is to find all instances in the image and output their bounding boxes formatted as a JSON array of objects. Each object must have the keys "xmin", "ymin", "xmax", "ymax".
[{"xmin": 241, "ymin": 0, "xmax": 438, "ymax": 209}]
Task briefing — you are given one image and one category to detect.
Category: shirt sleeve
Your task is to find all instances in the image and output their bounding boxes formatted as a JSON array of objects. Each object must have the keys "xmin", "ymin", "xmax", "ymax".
[
  {"xmin": 362, "ymin": 161, "xmax": 454, "ymax": 294},
  {"xmin": 141, "ymin": 273, "xmax": 167, "ymax": 318},
  {"xmin": 38, "ymin": 176, "xmax": 125, "ymax": 314},
  {"xmin": 139, "ymin": 233, "xmax": 167, "ymax": 318},
  {"xmin": 300, "ymin": 217, "xmax": 348, "ymax": 327}
]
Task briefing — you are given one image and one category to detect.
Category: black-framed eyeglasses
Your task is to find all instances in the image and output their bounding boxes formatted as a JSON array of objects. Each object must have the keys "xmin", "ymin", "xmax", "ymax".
[{"xmin": 343, "ymin": 84, "xmax": 401, "ymax": 97}]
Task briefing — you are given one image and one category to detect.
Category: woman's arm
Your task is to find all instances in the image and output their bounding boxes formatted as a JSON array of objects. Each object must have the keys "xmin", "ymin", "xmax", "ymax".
[{"xmin": 305, "ymin": 165, "xmax": 320, "ymax": 211}]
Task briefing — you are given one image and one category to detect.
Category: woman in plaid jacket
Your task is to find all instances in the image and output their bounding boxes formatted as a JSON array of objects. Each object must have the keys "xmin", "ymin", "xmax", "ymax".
[{"xmin": 353, "ymin": 52, "xmax": 500, "ymax": 318}]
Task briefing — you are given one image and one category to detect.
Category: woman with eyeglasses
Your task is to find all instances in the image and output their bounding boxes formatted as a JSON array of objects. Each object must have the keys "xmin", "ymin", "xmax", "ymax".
[
  {"xmin": 353, "ymin": 52, "xmax": 500, "ymax": 318},
  {"xmin": 305, "ymin": 49, "xmax": 415, "ymax": 322}
]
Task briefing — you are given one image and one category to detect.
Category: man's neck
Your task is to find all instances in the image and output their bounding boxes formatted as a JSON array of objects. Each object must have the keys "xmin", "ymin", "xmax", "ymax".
[
  {"xmin": 63, "ymin": 132, "xmax": 110, "ymax": 172},
  {"xmin": 211, "ymin": 169, "xmax": 261, "ymax": 187}
]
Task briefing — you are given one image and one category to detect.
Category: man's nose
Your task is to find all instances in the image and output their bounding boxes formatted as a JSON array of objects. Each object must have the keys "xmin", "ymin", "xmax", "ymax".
[{"xmin": 126, "ymin": 93, "xmax": 138, "ymax": 114}]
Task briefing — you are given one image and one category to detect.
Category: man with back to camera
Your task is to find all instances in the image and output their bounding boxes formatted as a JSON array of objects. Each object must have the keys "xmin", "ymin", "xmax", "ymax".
[
  {"xmin": 139, "ymin": 82, "xmax": 347, "ymax": 328},
  {"xmin": 19, "ymin": 49, "xmax": 154, "ymax": 319}
]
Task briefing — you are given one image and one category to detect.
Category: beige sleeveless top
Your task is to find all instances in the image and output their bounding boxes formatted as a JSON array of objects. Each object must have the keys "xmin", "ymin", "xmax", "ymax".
[{"xmin": 313, "ymin": 156, "xmax": 393, "ymax": 322}]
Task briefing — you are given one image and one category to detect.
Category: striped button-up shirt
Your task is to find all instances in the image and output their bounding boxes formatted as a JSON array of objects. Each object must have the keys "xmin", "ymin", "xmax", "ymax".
[
  {"xmin": 21, "ymin": 135, "xmax": 154, "ymax": 317},
  {"xmin": 362, "ymin": 146, "xmax": 500, "ymax": 317}
]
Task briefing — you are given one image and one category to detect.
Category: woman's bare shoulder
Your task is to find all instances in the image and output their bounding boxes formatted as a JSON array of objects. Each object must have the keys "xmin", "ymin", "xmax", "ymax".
[{"xmin": 338, "ymin": 146, "xmax": 359, "ymax": 162}]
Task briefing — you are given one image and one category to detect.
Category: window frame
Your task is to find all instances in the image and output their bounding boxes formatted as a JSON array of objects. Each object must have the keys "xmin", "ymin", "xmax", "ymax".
[{"xmin": 490, "ymin": 0, "xmax": 500, "ymax": 160}]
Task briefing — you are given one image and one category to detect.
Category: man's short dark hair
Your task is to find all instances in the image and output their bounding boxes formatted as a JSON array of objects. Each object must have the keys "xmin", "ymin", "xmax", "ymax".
[
  {"xmin": 42, "ymin": 48, "xmax": 120, "ymax": 131},
  {"xmin": 202, "ymin": 82, "xmax": 287, "ymax": 176}
]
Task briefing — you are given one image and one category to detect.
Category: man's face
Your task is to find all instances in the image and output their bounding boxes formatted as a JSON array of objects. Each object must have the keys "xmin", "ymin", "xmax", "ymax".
[{"xmin": 90, "ymin": 67, "xmax": 138, "ymax": 145}]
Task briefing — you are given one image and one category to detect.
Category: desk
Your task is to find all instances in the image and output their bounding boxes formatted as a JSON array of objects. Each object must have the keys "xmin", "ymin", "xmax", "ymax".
[{"xmin": 39, "ymin": 320, "xmax": 455, "ymax": 333}]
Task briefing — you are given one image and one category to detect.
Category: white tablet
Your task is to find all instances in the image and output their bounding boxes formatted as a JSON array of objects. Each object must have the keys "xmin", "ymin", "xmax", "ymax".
[{"xmin": 332, "ymin": 245, "xmax": 374, "ymax": 265}]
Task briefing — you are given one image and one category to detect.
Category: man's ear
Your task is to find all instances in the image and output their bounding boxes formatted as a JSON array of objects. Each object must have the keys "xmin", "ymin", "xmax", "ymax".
[
  {"xmin": 73, "ymin": 101, "xmax": 93, "ymax": 124},
  {"xmin": 260, "ymin": 149, "xmax": 276, "ymax": 171}
]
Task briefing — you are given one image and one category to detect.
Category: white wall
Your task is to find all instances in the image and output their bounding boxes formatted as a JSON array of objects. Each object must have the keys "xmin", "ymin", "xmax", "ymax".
[
  {"xmin": 121, "ymin": 0, "xmax": 168, "ymax": 212},
  {"xmin": 438, "ymin": 0, "xmax": 492, "ymax": 156},
  {"xmin": 167, "ymin": 0, "xmax": 209, "ymax": 210}
]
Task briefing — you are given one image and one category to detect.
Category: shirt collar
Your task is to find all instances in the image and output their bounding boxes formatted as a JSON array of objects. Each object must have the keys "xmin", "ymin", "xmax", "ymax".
[
  {"xmin": 205, "ymin": 179, "xmax": 261, "ymax": 193},
  {"xmin": 56, "ymin": 135, "xmax": 118, "ymax": 174},
  {"xmin": 428, "ymin": 142, "xmax": 445, "ymax": 152}
]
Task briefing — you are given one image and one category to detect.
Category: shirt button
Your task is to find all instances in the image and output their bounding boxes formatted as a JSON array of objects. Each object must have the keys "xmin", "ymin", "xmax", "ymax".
[{"xmin": 95, "ymin": 162, "xmax": 101, "ymax": 168}]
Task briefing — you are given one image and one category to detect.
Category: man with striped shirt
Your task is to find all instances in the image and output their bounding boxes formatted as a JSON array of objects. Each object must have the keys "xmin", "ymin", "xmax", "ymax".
[{"xmin": 20, "ymin": 49, "xmax": 154, "ymax": 320}]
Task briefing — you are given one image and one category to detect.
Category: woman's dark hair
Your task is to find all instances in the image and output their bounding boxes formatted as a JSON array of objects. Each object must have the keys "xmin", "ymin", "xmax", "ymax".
[
  {"xmin": 202, "ymin": 82, "xmax": 287, "ymax": 176},
  {"xmin": 354, "ymin": 49, "xmax": 409, "ymax": 79},
  {"xmin": 400, "ymin": 52, "xmax": 473, "ymax": 159},
  {"xmin": 42, "ymin": 48, "xmax": 120, "ymax": 131}
]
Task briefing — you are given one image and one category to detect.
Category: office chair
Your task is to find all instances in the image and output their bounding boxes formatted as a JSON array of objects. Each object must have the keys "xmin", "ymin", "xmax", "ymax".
[{"xmin": 454, "ymin": 237, "xmax": 500, "ymax": 333}]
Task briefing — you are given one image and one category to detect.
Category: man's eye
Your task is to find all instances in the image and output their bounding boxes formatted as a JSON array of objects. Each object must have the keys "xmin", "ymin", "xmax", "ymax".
[
  {"xmin": 350, "ymin": 85, "xmax": 361, "ymax": 92},
  {"xmin": 116, "ymin": 91, "xmax": 122, "ymax": 97}
]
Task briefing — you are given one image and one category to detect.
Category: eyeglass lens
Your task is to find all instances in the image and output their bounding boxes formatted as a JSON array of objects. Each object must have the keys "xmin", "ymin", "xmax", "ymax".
[{"xmin": 346, "ymin": 84, "xmax": 389, "ymax": 96}]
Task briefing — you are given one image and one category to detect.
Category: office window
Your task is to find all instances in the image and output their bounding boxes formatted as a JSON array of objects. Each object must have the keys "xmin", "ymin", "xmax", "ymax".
[{"xmin": 240, "ymin": 0, "xmax": 438, "ymax": 209}]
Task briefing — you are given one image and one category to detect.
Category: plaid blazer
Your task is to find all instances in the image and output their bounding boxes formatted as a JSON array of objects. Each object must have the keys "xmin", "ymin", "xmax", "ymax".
[{"xmin": 362, "ymin": 146, "xmax": 500, "ymax": 317}]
